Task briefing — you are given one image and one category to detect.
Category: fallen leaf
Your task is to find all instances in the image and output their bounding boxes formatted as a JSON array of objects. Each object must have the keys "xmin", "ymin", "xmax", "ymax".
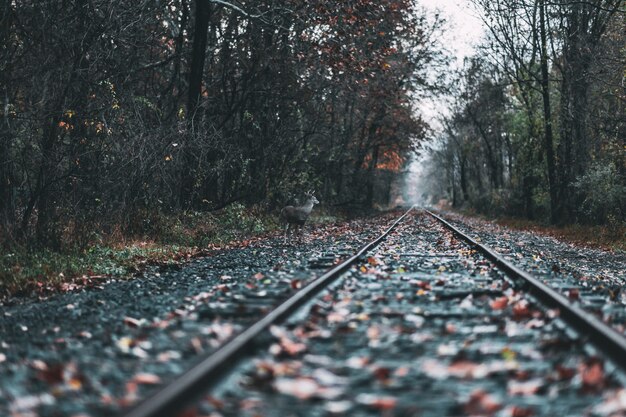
[
  {"xmin": 123, "ymin": 316, "xmax": 144, "ymax": 328},
  {"xmin": 512, "ymin": 299, "xmax": 532, "ymax": 319},
  {"xmin": 273, "ymin": 377, "xmax": 342, "ymax": 400},
  {"xmin": 131, "ymin": 373, "xmax": 161, "ymax": 385},
  {"xmin": 463, "ymin": 390, "xmax": 501, "ymax": 416},
  {"xmin": 567, "ymin": 288, "xmax": 580, "ymax": 300},
  {"xmin": 508, "ymin": 378, "xmax": 543, "ymax": 396},
  {"xmin": 507, "ymin": 406, "xmax": 536, "ymax": 417},
  {"xmin": 356, "ymin": 393, "xmax": 397, "ymax": 410},
  {"xmin": 580, "ymin": 358, "xmax": 605, "ymax": 392},
  {"xmin": 490, "ymin": 296, "xmax": 509, "ymax": 310},
  {"xmin": 325, "ymin": 400, "xmax": 353, "ymax": 414},
  {"xmin": 372, "ymin": 367, "xmax": 391, "ymax": 382}
]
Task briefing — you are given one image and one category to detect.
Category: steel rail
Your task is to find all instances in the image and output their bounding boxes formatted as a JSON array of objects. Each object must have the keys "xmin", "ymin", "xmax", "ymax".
[
  {"xmin": 120, "ymin": 207, "xmax": 415, "ymax": 417},
  {"xmin": 426, "ymin": 209, "xmax": 626, "ymax": 372}
]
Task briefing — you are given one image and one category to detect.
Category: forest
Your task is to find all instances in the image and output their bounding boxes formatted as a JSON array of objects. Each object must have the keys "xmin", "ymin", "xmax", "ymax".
[
  {"xmin": 0, "ymin": 0, "xmax": 448, "ymax": 252},
  {"xmin": 426, "ymin": 0, "xmax": 624, "ymax": 227},
  {"xmin": 0, "ymin": 0, "xmax": 624, "ymax": 255}
]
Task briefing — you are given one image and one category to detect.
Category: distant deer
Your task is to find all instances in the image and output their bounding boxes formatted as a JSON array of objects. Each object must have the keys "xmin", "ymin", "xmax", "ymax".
[{"xmin": 280, "ymin": 190, "xmax": 319, "ymax": 243}]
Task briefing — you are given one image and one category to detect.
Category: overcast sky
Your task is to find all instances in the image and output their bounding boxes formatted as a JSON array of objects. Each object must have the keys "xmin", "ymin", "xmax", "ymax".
[
  {"xmin": 413, "ymin": 0, "xmax": 487, "ymax": 123},
  {"xmin": 419, "ymin": 0, "xmax": 485, "ymax": 64}
]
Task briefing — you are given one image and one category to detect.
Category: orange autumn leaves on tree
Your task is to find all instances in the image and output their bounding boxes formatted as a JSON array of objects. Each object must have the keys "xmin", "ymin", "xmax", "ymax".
[{"xmin": 362, "ymin": 147, "xmax": 406, "ymax": 172}]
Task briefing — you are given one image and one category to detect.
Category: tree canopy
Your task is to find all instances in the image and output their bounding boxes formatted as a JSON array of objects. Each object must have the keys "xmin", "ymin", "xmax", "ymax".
[{"xmin": 0, "ymin": 0, "xmax": 446, "ymax": 248}]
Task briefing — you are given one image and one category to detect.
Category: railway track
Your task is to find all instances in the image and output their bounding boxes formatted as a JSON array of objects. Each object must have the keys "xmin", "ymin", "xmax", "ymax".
[{"xmin": 120, "ymin": 208, "xmax": 626, "ymax": 417}]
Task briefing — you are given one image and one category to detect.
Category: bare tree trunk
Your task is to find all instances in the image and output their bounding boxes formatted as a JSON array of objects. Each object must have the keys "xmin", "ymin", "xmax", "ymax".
[
  {"xmin": 539, "ymin": 0, "xmax": 559, "ymax": 224},
  {"xmin": 181, "ymin": 0, "xmax": 212, "ymax": 208}
]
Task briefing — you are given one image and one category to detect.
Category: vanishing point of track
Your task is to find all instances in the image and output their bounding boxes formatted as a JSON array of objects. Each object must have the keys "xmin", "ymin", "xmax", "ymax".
[{"xmin": 121, "ymin": 207, "xmax": 626, "ymax": 417}]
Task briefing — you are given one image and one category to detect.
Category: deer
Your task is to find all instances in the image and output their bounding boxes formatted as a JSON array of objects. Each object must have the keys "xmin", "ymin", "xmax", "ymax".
[{"xmin": 280, "ymin": 190, "xmax": 319, "ymax": 244}]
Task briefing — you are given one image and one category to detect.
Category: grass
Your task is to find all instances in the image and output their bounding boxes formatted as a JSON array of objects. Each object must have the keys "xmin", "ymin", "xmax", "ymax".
[{"xmin": 0, "ymin": 203, "xmax": 288, "ymax": 299}]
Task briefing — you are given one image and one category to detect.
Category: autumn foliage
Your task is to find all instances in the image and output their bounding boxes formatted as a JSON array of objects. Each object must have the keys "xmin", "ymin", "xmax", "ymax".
[{"xmin": 0, "ymin": 0, "xmax": 446, "ymax": 248}]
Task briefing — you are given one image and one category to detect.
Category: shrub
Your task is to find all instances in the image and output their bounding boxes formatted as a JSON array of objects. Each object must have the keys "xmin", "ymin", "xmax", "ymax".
[{"xmin": 573, "ymin": 162, "xmax": 625, "ymax": 224}]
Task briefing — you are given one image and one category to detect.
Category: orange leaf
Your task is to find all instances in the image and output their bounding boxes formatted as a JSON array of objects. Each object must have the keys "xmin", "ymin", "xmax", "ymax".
[{"xmin": 490, "ymin": 296, "xmax": 509, "ymax": 310}]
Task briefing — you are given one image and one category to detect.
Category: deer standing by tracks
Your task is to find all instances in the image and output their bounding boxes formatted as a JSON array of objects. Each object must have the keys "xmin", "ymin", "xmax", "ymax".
[{"xmin": 280, "ymin": 190, "xmax": 319, "ymax": 244}]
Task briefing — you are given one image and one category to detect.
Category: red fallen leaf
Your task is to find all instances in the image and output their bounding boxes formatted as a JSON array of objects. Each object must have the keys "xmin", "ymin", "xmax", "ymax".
[
  {"xmin": 36, "ymin": 363, "xmax": 64, "ymax": 385},
  {"xmin": 510, "ymin": 406, "xmax": 535, "ymax": 417},
  {"xmin": 448, "ymin": 360, "xmax": 480, "ymax": 378},
  {"xmin": 568, "ymin": 288, "xmax": 580, "ymax": 300},
  {"xmin": 253, "ymin": 272, "xmax": 264, "ymax": 280},
  {"xmin": 512, "ymin": 299, "xmax": 532, "ymax": 319},
  {"xmin": 580, "ymin": 358, "xmax": 606, "ymax": 392},
  {"xmin": 367, "ymin": 256, "xmax": 381, "ymax": 266},
  {"xmin": 131, "ymin": 373, "xmax": 161, "ymax": 385},
  {"xmin": 291, "ymin": 279, "xmax": 302, "ymax": 289},
  {"xmin": 118, "ymin": 381, "xmax": 140, "ymax": 407},
  {"xmin": 216, "ymin": 284, "xmax": 230, "ymax": 293},
  {"xmin": 490, "ymin": 296, "xmax": 509, "ymax": 310},
  {"xmin": 414, "ymin": 280, "xmax": 431, "ymax": 290},
  {"xmin": 373, "ymin": 367, "xmax": 391, "ymax": 381},
  {"xmin": 280, "ymin": 338, "xmax": 307, "ymax": 356},
  {"xmin": 463, "ymin": 390, "xmax": 502, "ymax": 416}
]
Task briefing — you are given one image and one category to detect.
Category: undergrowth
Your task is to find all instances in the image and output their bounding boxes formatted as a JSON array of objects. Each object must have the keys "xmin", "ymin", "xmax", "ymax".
[
  {"xmin": 0, "ymin": 204, "xmax": 287, "ymax": 299},
  {"xmin": 495, "ymin": 218, "xmax": 626, "ymax": 252}
]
